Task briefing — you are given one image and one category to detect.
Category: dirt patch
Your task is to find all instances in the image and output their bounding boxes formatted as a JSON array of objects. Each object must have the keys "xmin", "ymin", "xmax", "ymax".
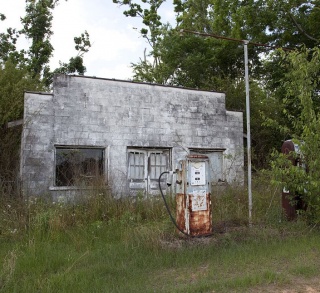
[{"xmin": 249, "ymin": 276, "xmax": 320, "ymax": 293}]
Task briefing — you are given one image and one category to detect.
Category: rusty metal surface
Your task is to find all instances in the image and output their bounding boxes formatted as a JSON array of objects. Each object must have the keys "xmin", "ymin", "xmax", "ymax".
[
  {"xmin": 281, "ymin": 140, "xmax": 296, "ymax": 165},
  {"xmin": 282, "ymin": 192, "xmax": 297, "ymax": 220},
  {"xmin": 282, "ymin": 191, "xmax": 307, "ymax": 221},
  {"xmin": 176, "ymin": 192, "xmax": 212, "ymax": 236},
  {"xmin": 281, "ymin": 140, "xmax": 307, "ymax": 220},
  {"xmin": 175, "ymin": 156, "xmax": 212, "ymax": 236},
  {"xmin": 176, "ymin": 193, "xmax": 187, "ymax": 234},
  {"xmin": 188, "ymin": 192, "xmax": 212, "ymax": 236},
  {"xmin": 186, "ymin": 154, "xmax": 209, "ymax": 160}
]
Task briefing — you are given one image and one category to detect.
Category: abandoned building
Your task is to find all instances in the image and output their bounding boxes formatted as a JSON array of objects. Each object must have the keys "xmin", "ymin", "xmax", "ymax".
[{"xmin": 20, "ymin": 74, "xmax": 244, "ymax": 200}]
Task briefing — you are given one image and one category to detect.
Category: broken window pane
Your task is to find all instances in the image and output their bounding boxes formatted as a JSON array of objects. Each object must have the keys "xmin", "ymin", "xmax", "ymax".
[
  {"xmin": 149, "ymin": 152, "xmax": 168, "ymax": 180},
  {"xmin": 55, "ymin": 147, "xmax": 104, "ymax": 186},
  {"xmin": 128, "ymin": 151, "xmax": 145, "ymax": 180}
]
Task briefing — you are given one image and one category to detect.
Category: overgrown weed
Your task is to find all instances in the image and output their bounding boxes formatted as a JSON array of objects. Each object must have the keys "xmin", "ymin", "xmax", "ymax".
[
  {"xmin": 0, "ymin": 187, "xmax": 170, "ymax": 242},
  {"xmin": 0, "ymin": 173, "xmax": 317, "ymax": 245},
  {"xmin": 1, "ymin": 177, "xmax": 319, "ymax": 292},
  {"xmin": 0, "ymin": 249, "xmax": 18, "ymax": 291},
  {"xmin": 212, "ymin": 172, "xmax": 286, "ymax": 230}
]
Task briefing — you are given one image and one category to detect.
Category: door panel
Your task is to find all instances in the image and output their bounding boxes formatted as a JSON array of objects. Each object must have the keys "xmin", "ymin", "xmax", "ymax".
[
  {"xmin": 128, "ymin": 150, "xmax": 147, "ymax": 193},
  {"xmin": 128, "ymin": 148, "xmax": 170, "ymax": 195},
  {"xmin": 148, "ymin": 151, "xmax": 169, "ymax": 195}
]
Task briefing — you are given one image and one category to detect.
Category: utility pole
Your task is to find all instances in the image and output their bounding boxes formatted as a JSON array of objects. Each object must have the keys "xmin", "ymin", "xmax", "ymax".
[
  {"xmin": 243, "ymin": 40, "xmax": 252, "ymax": 226},
  {"xmin": 179, "ymin": 29, "xmax": 292, "ymax": 226},
  {"xmin": 180, "ymin": 29, "xmax": 254, "ymax": 226}
]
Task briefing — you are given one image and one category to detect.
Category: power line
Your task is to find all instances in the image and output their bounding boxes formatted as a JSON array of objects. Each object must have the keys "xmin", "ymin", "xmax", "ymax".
[{"xmin": 180, "ymin": 29, "xmax": 294, "ymax": 51}]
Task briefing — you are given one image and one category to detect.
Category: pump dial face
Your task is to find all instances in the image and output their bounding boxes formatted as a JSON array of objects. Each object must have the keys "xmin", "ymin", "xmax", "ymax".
[{"xmin": 190, "ymin": 162, "xmax": 206, "ymax": 185}]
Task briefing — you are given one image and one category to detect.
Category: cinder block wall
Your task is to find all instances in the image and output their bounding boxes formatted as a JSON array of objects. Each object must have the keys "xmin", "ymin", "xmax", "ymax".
[{"xmin": 21, "ymin": 74, "xmax": 243, "ymax": 197}]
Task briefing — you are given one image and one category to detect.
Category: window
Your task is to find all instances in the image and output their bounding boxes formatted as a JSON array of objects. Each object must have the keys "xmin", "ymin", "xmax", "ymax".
[
  {"xmin": 127, "ymin": 148, "xmax": 170, "ymax": 195},
  {"xmin": 128, "ymin": 150, "xmax": 145, "ymax": 180},
  {"xmin": 55, "ymin": 147, "xmax": 104, "ymax": 187},
  {"xmin": 190, "ymin": 149, "xmax": 225, "ymax": 184},
  {"xmin": 149, "ymin": 152, "xmax": 168, "ymax": 180}
]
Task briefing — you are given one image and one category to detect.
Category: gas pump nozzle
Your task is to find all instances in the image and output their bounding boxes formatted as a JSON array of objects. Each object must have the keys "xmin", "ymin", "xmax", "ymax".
[{"xmin": 166, "ymin": 171, "xmax": 175, "ymax": 186}]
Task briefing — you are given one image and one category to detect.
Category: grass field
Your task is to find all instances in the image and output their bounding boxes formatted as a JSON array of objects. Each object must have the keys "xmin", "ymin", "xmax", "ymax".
[{"xmin": 1, "ymin": 181, "xmax": 320, "ymax": 292}]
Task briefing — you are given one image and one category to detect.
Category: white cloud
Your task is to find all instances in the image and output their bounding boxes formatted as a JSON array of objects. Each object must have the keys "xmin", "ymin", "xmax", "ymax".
[
  {"xmin": 96, "ymin": 63, "xmax": 133, "ymax": 81},
  {"xmin": 0, "ymin": 0, "xmax": 174, "ymax": 80},
  {"xmin": 50, "ymin": 0, "xmax": 148, "ymax": 79}
]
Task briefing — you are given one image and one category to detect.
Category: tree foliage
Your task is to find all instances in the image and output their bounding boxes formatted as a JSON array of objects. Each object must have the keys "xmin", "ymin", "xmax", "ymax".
[
  {"xmin": 0, "ymin": 61, "xmax": 44, "ymax": 126},
  {"xmin": 117, "ymin": 0, "xmax": 320, "ymax": 84},
  {"xmin": 270, "ymin": 48, "xmax": 320, "ymax": 223},
  {"xmin": 49, "ymin": 30, "xmax": 91, "ymax": 84},
  {"xmin": 21, "ymin": 0, "xmax": 56, "ymax": 80},
  {"xmin": 0, "ymin": 0, "xmax": 91, "ymax": 86},
  {"xmin": 0, "ymin": 61, "xmax": 45, "ymax": 182},
  {"xmin": 0, "ymin": 0, "xmax": 91, "ymax": 184},
  {"xmin": 113, "ymin": 0, "xmax": 320, "ymax": 169},
  {"xmin": 0, "ymin": 0, "xmax": 92, "ymax": 125}
]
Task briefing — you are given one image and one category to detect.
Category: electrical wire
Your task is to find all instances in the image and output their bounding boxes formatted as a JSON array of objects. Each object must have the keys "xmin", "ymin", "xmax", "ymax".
[{"xmin": 180, "ymin": 29, "xmax": 293, "ymax": 51}]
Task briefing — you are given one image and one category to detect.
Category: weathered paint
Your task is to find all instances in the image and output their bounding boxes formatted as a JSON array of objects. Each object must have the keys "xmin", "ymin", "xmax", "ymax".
[
  {"xmin": 20, "ymin": 75, "xmax": 244, "ymax": 199},
  {"xmin": 188, "ymin": 192, "xmax": 212, "ymax": 236},
  {"xmin": 176, "ymin": 192, "xmax": 212, "ymax": 236},
  {"xmin": 176, "ymin": 193, "xmax": 187, "ymax": 234},
  {"xmin": 176, "ymin": 155, "xmax": 212, "ymax": 236},
  {"xmin": 281, "ymin": 189, "xmax": 297, "ymax": 220}
]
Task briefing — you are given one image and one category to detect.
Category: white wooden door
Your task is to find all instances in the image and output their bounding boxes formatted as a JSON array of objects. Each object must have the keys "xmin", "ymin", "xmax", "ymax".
[{"xmin": 128, "ymin": 149, "xmax": 169, "ymax": 195}]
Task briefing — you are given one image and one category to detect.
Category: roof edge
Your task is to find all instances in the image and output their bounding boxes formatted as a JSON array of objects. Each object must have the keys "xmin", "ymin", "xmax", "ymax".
[{"xmin": 54, "ymin": 74, "xmax": 225, "ymax": 94}]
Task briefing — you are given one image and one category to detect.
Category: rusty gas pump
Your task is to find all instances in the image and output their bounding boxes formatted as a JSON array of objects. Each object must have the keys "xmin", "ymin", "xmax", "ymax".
[
  {"xmin": 281, "ymin": 140, "xmax": 306, "ymax": 220},
  {"xmin": 175, "ymin": 155, "xmax": 212, "ymax": 236},
  {"xmin": 159, "ymin": 154, "xmax": 212, "ymax": 237}
]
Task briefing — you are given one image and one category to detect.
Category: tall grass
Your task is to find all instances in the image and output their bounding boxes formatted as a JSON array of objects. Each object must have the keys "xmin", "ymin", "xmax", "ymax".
[
  {"xmin": 1, "ymin": 219, "xmax": 319, "ymax": 292},
  {"xmin": 0, "ymin": 172, "xmax": 304, "ymax": 241},
  {"xmin": 212, "ymin": 172, "xmax": 283, "ymax": 229},
  {"xmin": 0, "ymin": 189, "xmax": 172, "ymax": 241},
  {"xmin": 1, "ymin": 174, "xmax": 319, "ymax": 292}
]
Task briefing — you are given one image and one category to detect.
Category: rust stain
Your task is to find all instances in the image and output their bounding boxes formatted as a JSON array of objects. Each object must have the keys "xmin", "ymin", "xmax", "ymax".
[
  {"xmin": 176, "ymin": 192, "xmax": 212, "ymax": 236},
  {"xmin": 175, "ymin": 156, "xmax": 212, "ymax": 236},
  {"xmin": 176, "ymin": 193, "xmax": 186, "ymax": 234},
  {"xmin": 281, "ymin": 140, "xmax": 307, "ymax": 220},
  {"xmin": 281, "ymin": 140, "xmax": 296, "ymax": 165},
  {"xmin": 188, "ymin": 192, "xmax": 212, "ymax": 236},
  {"xmin": 281, "ymin": 193, "xmax": 297, "ymax": 220},
  {"xmin": 187, "ymin": 154, "xmax": 209, "ymax": 160}
]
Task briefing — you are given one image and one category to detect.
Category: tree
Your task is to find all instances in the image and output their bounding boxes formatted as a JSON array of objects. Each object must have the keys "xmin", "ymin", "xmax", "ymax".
[
  {"xmin": 21, "ymin": 0, "xmax": 57, "ymax": 81},
  {"xmin": 0, "ymin": 1, "xmax": 91, "ymax": 189},
  {"xmin": 52, "ymin": 31, "xmax": 91, "ymax": 75},
  {"xmin": 0, "ymin": 13, "xmax": 24, "ymax": 65},
  {"xmin": 0, "ymin": 0, "xmax": 91, "ymax": 86},
  {"xmin": 0, "ymin": 62, "xmax": 44, "ymax": 126},
  {"xmin": 270, "ymin": 47, "xmax": 320, "ymax": 224},
  {"xmin": 0, "ymin": 61, "xmax": 45, "ymax": 186},
  {"xmin": 113, "ymin": 0, "xmax": 320, "ymax": 169},
  {"xmin": 0, "ymin": 0, "xmax": 92, "ymax": 125},
  {"xmin": 113, "ymin": 0, "xmax": 320, "ymax": 87}
]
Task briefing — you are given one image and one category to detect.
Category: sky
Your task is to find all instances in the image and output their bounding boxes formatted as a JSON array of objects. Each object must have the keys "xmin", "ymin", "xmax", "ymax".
[{"xmin": 0, "ymin": 0, "xmax": 175, "ymax": 80}]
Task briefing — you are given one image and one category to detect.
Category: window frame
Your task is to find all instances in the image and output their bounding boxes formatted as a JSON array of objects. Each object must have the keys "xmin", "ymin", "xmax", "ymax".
[
  {"xmin": 54, "ymin": 145, "xmax": 106, "ymax": 188},
  {"xmin": 189, "ymin": 148, "xmax": 226, "ymax": 184}
]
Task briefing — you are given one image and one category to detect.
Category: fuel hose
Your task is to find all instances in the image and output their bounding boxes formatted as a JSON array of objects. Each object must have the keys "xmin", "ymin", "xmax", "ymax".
[{"xmin": 158, "ymin": 171, "xmax": 194, "ymax": 237}]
